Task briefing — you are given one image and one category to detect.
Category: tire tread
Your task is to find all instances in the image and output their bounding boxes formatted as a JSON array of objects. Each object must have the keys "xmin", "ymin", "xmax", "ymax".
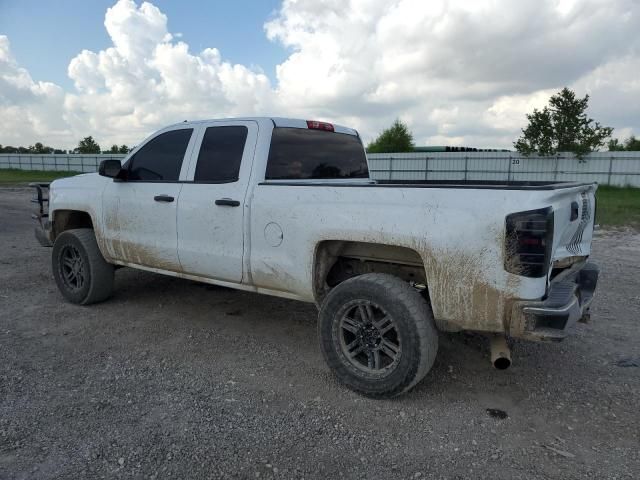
[
  {"xmin": 318, "ymin": 273, "xmax": 438, "ymax": 397},
  {"xmin": 52, "ymin": 228, "xmax": 114, "ymax": 305}
]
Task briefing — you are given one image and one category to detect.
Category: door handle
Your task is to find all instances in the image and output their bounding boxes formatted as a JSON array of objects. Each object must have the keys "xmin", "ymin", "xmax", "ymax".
[
  {"xmin": 215, "ymin": 198, "xmax": 240, "ymax": 207},
  {"xmin": 154, "ymin": 195, "xmax": 174, "ymax": 202}
]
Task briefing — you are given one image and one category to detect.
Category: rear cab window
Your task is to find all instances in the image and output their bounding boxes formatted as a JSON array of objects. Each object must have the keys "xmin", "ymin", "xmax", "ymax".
[{"xmin": 266, "ymin": 128, "xmax": 369, "ymax": 180}]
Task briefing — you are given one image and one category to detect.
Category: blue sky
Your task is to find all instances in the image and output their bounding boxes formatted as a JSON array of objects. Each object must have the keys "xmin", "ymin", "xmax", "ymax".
[{"xmin": 0, "ymin": 0, "xmax": 286, "ymax": 88}]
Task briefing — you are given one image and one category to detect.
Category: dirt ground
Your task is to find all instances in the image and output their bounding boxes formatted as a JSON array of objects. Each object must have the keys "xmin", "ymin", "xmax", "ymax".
[{"xmin": 1, "ymin": 187, "xmax": 639, "ymax": 480}]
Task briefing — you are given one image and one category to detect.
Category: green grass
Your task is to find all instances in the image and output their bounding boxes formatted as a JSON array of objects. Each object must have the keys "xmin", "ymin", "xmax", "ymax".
[
  {"xmin": 596, "ymin": 186, "xmax": 640, "ymax": 228},
  {"xmin": 0, "ymin": 168, "xmax": 81, "ymax": 184}
]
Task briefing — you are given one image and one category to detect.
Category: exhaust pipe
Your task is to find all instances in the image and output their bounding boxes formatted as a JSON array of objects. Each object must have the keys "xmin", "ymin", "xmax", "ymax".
[{"xmin": 490, "ymin": 335, "xmax": 512, "ymax": 370}]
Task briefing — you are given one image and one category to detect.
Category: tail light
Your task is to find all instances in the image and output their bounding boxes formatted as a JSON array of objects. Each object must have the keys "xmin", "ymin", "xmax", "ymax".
[
  {"xmin": 504, "ymin": 207, "xmax": 554, "ymax": 277},
  {"xmin": 306, "ymin": 120, "xmax": 334, "ymax": 132}
]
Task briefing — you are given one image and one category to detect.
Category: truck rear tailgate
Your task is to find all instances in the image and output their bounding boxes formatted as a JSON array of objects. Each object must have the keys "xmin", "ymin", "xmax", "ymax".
[{"xmin": 547, "ymin": 183, "xmax": 597, "ymax": 262}]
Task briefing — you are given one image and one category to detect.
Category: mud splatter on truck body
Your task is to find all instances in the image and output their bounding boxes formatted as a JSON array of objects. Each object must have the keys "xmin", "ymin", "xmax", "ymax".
[{"xmin": 32, "ymin": 117, "xmax": 598, "ymax": 342}]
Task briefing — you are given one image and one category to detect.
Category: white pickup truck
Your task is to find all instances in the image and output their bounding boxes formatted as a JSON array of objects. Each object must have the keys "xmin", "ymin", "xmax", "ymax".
[{"xmin": 31, "ymin": 117, "xmax": 599, "ymax": 397}]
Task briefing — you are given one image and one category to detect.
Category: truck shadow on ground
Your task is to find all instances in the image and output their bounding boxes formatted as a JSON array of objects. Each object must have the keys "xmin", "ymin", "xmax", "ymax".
[{"xmin": 104, "ymin": 266, "xmax": 564, "ymax": 406}]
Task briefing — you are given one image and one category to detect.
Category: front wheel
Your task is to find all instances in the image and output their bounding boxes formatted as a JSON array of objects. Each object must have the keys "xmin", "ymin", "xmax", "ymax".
[
  {"xmin": 52, "ymin": 228, "xmax": 114, "ymax": 305},
  {"xmin": 318, "ymin": 273, "xmax": 438, "ymax": 398}
]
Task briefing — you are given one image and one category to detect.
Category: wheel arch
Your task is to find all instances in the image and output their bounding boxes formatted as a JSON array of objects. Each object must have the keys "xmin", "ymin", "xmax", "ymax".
[
  {"xmin": 312, "ymin": 240, "xmax": 428, "ymax": 304},
  {"xmin": 51, "ymin": 209, "xmax": 96, "ymax": 240}
]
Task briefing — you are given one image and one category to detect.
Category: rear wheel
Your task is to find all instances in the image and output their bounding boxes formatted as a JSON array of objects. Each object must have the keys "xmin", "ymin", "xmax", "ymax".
[
  {"xmin": 318, "ymin": 273, "xmax": 438, "ymax": 397},
  {"xmin": 52, "ymin": 228, "xmax": 114, "ymax": 305}
]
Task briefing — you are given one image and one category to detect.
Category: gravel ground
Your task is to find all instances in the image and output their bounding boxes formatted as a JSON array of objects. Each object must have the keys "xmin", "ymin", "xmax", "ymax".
[{"xmin": 1, "ymin": 187, "xmax": 639, "ymax": 480}]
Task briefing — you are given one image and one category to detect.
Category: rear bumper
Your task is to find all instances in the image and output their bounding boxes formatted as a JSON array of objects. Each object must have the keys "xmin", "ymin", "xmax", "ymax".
[{"xmin": 511, "ymin": 262, "xmax": 599, "ymax": 341}]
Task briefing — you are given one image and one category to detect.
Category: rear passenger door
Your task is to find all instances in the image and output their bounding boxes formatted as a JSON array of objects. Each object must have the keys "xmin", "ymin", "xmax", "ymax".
[{"xmin": 176, "ymin": 121, "xmax": 258, "ymax": 283}]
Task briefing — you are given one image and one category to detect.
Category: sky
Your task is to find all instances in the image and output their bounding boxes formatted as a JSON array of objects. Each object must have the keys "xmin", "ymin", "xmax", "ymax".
[{"xmin": 0, "ymin": 0, "xmax": 639, "ymax": 150}]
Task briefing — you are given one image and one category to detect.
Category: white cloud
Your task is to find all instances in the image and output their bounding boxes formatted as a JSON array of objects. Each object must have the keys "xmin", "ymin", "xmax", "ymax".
[
  {"xmin": 265, "ymin": 0, "xmax": 640, "ymax": 146},
  {"xmin": 62, "ymin": 0, "xmax": 273, "ymax": 147},
  {"xmin": 1, "ymin": 0, "xmax": 639, "ymax": 149},
  {"xmin": 0, "ymin": 36, "xmax": 69, "ymax": 146}
]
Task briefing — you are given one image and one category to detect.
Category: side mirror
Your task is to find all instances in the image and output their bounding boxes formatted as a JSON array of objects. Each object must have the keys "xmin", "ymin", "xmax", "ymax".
[{"xmin": 99, "ymin": 159, "xmax": 123, "ymax": 179}]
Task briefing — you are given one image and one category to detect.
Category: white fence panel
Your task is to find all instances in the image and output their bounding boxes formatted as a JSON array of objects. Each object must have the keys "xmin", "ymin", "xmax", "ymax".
[
  {"xmin": 0, "ymin": 154, "xmax": 126, "ymax": 173},
  {"xmin": 2, "ymin": 152, "xmax": 640, "ymax": 187},
  {"xmin": 367, "ymin": 152, "xmax": 640, "ymax": 187}
]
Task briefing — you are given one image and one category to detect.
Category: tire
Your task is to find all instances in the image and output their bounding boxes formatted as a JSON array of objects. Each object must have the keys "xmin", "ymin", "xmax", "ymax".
[
  {"xmin": 51, "ymin": 228, "xmax": 114, "ymax": 305},
  {"xmin": 318, "ymin": 273, "xmax": 438, "ymax": 398}
]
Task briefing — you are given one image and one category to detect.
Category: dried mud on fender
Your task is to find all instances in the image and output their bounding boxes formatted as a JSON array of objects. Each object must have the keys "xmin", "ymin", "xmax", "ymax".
[{"xmin": 414, "ymin": 236, "xmax": 521, "ymax": 332}]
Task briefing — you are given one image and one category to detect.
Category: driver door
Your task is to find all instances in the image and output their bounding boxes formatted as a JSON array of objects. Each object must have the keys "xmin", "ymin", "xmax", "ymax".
[{"xmin": 101, "ymin": 126, "xmax": 198, "ymax": 271}]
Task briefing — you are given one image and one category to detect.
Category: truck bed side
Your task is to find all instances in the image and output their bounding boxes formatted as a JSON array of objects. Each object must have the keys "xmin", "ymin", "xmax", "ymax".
[{"xmin": 248, "ymin": 182, "xmax": 596, "ymax": 336}]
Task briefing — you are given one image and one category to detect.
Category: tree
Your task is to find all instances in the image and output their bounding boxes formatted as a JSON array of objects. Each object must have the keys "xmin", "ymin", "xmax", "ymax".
[
  {"xmin": 608, "ymin": 139, "xmax": 624, "ymax": 151},
  {"xmin": 608, "ymin": 135, "xmax": 640, "ymax": 151},
  {"xmin": 104, "ymin": 144, "xmax": 129, "ymax": 154},
  {"xmin": 514, "ymin": 87, "xmax": 613, "ymax": 158},
  {"xmin": 626, "ymin": 136, "xmax": 640, "ymax": 151},
  {"xmin": 29, "ymin": 142, "xmax": 54, "ymax": 154},
  {"xmin": 1, "ymin": 143, "xmax": 65, "ymax": 153},
  {"xmin": 366, "ymin": 119, "xmax": 414, "ymax": 153},
  {"xmin": 75, "ymin": 136, "xmax": 101, "ymax": 154}
]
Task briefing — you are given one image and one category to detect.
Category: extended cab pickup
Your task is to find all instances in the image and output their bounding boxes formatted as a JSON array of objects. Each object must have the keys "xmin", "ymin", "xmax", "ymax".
[{"xmin": 31, "ymin": 117, "xmax": 599, "ymax": 397}]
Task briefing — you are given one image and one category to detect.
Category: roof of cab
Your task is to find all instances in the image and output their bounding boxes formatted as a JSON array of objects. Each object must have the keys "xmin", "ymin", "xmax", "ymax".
[{"xmin": 167, "ymin": 117, "xmax": 359, "ymax": 136}]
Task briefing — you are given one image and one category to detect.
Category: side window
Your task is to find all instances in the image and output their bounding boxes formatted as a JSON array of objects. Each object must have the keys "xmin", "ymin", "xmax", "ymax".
[
  {"xmin": 194, "ymin": 126, "xmax": 248, "ymax": 182},
  {"xmin": 127, "ymin": 129, "xmax": 193, "ymax": 181}
]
